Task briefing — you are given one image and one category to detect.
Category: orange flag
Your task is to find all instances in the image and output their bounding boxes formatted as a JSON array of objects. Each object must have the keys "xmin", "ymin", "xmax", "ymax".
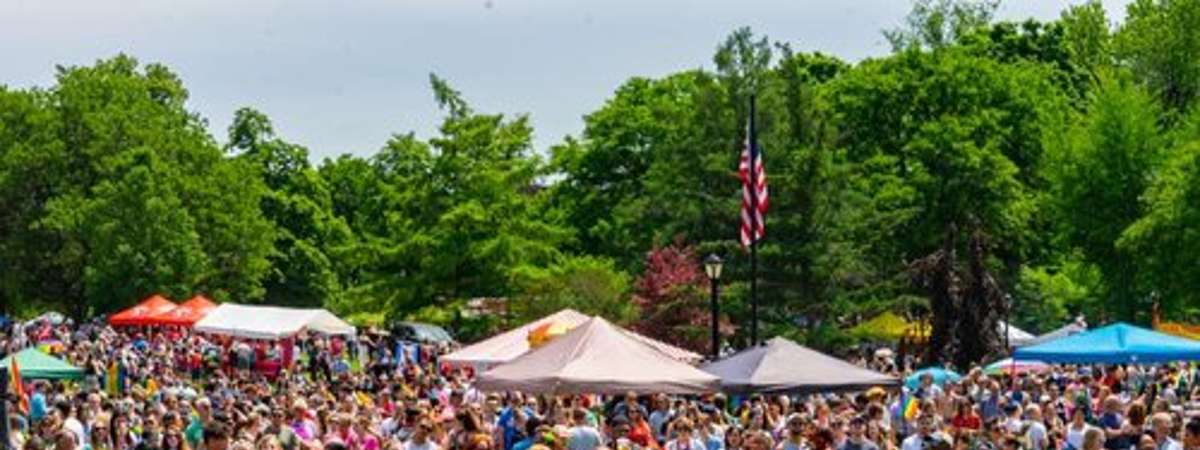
[{"xmin": 11, "ymin": 357, "xmax": 28, "ymax": 415}]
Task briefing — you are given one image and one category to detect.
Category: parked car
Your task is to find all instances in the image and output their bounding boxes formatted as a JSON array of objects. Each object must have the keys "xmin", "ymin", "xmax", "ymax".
[{"xmin": 389, "ymin": 321, "xmax": 455, "ymax": 344}]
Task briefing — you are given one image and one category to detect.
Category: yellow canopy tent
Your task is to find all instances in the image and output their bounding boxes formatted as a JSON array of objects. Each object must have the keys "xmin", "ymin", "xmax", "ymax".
[
  {"xmin": 849, "ymin": 312, "xmax": 930, "ymax": 342},
  {"xmin": 1152, "ymin": 303, "xmax": 1200, "ymax": 340}
]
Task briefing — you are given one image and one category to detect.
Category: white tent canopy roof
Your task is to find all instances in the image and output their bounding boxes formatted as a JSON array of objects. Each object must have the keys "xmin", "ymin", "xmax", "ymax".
[
  {"xmin": 194, "ymin": 304, "xmax": 355, "ymax": 339},
  {"xmin": 999, "ymin": 321, "xmax": 1036, "ymax": 346}
]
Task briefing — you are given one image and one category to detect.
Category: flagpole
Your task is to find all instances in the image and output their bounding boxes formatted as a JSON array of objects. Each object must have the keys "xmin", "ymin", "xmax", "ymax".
[
  {"xmin": 1, "ymin": 367, "xmax": 9, "ymax": 450},
  {"xmin": 748, "ymin": 95, "xmax": 759, "ymax": 347}
]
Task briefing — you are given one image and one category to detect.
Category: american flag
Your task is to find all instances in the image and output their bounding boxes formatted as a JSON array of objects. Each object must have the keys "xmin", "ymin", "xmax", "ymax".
[{"xmin": 739, "ymin": 121, "xmax": 768, "ymax": 248}]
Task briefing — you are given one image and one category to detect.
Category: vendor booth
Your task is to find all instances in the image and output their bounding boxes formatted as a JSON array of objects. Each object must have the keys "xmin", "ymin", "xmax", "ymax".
[
  {"xmin": 109, "ymin": 295, "xmax": 177, "ymax": 327},
  {"xmin": 701, "ymin": 336, "xmax": 897, "ymax": 394},
  {"xmin": 1025, "ymin": 317, "xmax": 1087, "ymax": 346},
  {"xmin": 442, "ymin": 309, "xmax": 701, "ymax": 369},
  {"xmin": 0, "ymin": 348, "xmax": 84, "ymax": 380},
  {"xmin": 1000, "ymin": 321, "xmax": 1036, "ymax": 347},
  {"xmin": 150, "ymin": 295, "xmax": 217, "ymax": 327},
  {"xmin": 194, "ymin": 303, "xmax": 355, "ymax": 339},
  {"xmin": 1014, "ymin": 322, "xmax": 1200, "ymax": 364},
  {"xmin": 849, "ymin": 312, "xmax": 929, "ymax": 342},
  {"xmin": 475, "ymin": 316, "xmax": 718, "ymax": 394}
]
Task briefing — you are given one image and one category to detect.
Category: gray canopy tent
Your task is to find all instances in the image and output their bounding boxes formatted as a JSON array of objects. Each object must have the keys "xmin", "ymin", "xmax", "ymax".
[
  {"xmin": 701, "ymin": 336, "xmax": 898, "ymax": 394},
  {"xmin": 475, "ymin": 316, "xmax": 718, "ymax": 395}
]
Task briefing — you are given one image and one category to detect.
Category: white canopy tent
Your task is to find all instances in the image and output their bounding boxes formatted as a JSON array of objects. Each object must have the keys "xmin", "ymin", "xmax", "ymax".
[
  {"xmin": 999, "ymin": 321, "xmax": 1036, "ymax": 347},
  {"xmin": 194, "ymin": 304, "xmax": 356, "ymax": 339}
]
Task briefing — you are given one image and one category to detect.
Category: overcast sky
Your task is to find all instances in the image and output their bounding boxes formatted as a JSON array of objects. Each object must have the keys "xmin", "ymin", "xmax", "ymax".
[{"xmin": 1, "ymin": 0, "xmax": 1130, "ymax": 162}]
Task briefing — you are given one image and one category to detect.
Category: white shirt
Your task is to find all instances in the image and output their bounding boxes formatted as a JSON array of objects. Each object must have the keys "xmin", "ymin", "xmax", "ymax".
[
  {"xmin": 63, "ymin": 417, "xmax": 86, "ymax": 446},
  {"xmin": 901, "ymin": 433, "xmax": 950, "ymax": 450},
  {"xmin": 1159, "ymin": 438, "xmax": 1183, "ymax": 450},
  {"xmin": 1026, "ymin": 421, "xmax": 1047, "ymax": 450},
  {"xmin": 405, "ymin": 440, "xmax": 440, "ymax": 450},
  {"xmin": 1066, "ymin": 423, "xmax": 1096, "ymax": 450},
  {"xmin": 1005, "ymin": 417, "xmax": 1025, "ymax": 434}
]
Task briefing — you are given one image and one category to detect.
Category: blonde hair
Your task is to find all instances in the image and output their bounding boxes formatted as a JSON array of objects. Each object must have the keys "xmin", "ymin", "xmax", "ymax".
[{"xmin": 1083, "ymin": 428, "xmax": 1104, "ymax": 450}]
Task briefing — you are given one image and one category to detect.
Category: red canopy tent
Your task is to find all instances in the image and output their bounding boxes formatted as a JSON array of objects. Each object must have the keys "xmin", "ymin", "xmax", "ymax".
[
  {"xmin": 109, "ymin": 295, "xmax": 177, "ymax": 327},
  {"xmin": 149, "ymin": 295, "xmax": 217, "ymax": 327}
]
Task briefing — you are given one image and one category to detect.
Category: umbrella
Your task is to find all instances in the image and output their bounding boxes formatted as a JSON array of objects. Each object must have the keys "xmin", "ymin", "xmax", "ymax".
[
  {"xmin": 983, "ymin": 358, "xmax": 1050, "ymax": 376},
  {"xmin": 904, "ymin": 367, "xmax": 961, "ymax": 390}
]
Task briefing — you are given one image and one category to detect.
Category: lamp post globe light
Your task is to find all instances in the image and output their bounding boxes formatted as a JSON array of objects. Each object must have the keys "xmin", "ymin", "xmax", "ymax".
[{"xmin": 704, "ymin": 254, "xmax": 723, "ymax": 360}]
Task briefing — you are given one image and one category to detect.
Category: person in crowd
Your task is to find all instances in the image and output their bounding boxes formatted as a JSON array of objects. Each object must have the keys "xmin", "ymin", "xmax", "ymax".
[
  {"xmin": 839, "ymin": 417, "xmax": 877, "ymax": 450},
  {"xmin": 1183, "ymin": 419, "xmax": 1200, "ymax": 450},
  {"xmin": 404, "ymin": 420, "xmax": 439, "ymax": 450},
  {"xmin": 1152, "ymin": 413, "xmax": 1182, "ymax": 450},
  {"xmin": 9, "ymin": 317, "xmax": 1200, "ymax": 450},
  {"xmin": 776, "ymin": 415, "xmax": 806, "ymax": 450},
  {"xmin": 1082, "ymin": 428, "xmax": 1105, "ymax": 450},
  {"xmin": 900, "ymin": 415, "xmax": 949, "ymax": 450},
  {"xmin": 200, "ymin": 424, "xmax": 230, "ymax": 450},
  {"xmin": 1098, "ymin": 396, "xmax": 1126, "ymax": 450},
  {"xmin": 568, "ymin": 408, "xmax": 603, "ymax": 450},
  {"xmin": 1026, "ymin": 405, "xmax": 1048, "ymax": 450},
  {"xmin": 665, "ymin": 420, "xmax": 706, "ymax": 450}
]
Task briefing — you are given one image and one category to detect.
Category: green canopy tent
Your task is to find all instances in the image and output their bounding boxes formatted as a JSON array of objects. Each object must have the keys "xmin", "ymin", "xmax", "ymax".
[
  {"xmin": 0, "ymin": 348, "xmax": 84, "ymax": 380},
  {"xmin": 848, "ymin": 312, "xmax": 930, "ymax": 342}
]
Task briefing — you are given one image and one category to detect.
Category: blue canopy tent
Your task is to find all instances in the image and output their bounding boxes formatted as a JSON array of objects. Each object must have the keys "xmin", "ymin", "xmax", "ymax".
[{"xmin": 1014, "ymin": 322, "xmax": 1200, "ymax": 364}]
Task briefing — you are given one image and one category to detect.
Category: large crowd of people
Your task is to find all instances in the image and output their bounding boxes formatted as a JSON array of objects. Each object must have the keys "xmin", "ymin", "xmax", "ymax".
[{"xmin": 4, "ymin": 318, "xmax": 1200, "ymax": 450}]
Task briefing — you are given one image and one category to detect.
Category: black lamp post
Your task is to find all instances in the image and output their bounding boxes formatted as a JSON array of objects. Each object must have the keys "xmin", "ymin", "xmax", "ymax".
[
  {"xmin": 1004, "ymin": 293, "xmax": 1012, "ymax": 351},
  {"xmin": 704, "ymin": 254, "xmax": 724, "ymax": 360}
]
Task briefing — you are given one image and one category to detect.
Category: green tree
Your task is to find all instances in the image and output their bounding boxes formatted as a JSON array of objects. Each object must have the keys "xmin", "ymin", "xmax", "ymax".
[
  {"xmin": 227, "ymin": 107, "xmax": 352, "ymax": 308},
  {"xmin": 1116, "ymin": 0, "xmax": 1200, "ymax": 112},
  {"xmin": 0, "ymin": 55, "xmax": 274, "ymax": 315},
  {"xmin": 1119, "ymin": 117, "xmax": 1200, "ymax": 316},
  {"xmin": 338, "ymin": 75, "xmax": 569, "ymax": 319},
  {"xmin": 1044, "ymin": 76, "xmax": 1164, "ymax": 321},
  {"xmin": 509, "ymin": 255, "xmax": 633, "ymax": 326},
  {"xmin": 1060, "ymin": 1, "xmax": 1113, "ymax": 81},
  {"xmin": 885, "ymin": 0, "xmax": 999, "ymax": 51}
]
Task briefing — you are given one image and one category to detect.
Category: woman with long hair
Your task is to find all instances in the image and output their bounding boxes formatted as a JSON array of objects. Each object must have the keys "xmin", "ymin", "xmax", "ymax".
[
  {"xmin": 626, "ymin": 409, "xmax": 658, "ymax": 450},
  {"xmin": 357, "ymin": 416, "xmax": 382, "ymax": 450},
  {"xmin": 725, "ymin": 427, "xmax": 744, "ymax": 450},
  {"xmin": 162, "ymin": 428, "xmax": 190, "ymax": 450},
  {"xmin": 86, "ymin": 422, "xmax": 112, "ymax": 450},
  {"xmin": 254, "ymin": 435, "xmax": 281, "ymax": 450}
]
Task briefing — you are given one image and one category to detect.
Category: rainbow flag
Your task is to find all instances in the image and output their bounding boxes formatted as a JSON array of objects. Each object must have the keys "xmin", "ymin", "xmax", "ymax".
[
  {"xmin": 10, "ymin": 357, "xmax": 28, "ymax": 414},
  {"xmin": 146, "ymin": 378, "xmax": 159, "ymax": 398},
  {"xmin": 106, "ymin": 361, "xmax": 120, "ymax": 396},
  {"xmin": 902, "ymin": 394, "xmax": 919, "ymax": 420}
]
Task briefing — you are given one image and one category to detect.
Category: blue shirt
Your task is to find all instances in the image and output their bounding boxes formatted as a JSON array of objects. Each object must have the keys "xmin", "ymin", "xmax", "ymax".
[{"xmin": 30, "ymin": 392, "xmax": 47, "ymax": 422}]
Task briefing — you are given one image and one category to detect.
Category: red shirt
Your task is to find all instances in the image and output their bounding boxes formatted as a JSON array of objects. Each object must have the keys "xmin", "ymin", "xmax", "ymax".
[
  {"xmin": 952, "ymin": 414, "xmax": 982, "ymax": 430},
  {"xmin": 629, "ymin": 420, "xmax": 659, "ymax": 449}
]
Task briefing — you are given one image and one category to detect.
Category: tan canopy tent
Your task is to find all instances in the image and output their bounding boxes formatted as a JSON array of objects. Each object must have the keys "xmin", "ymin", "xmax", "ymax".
[
  {"xmin": 701, "ymin": 336, "xmax": 898, "ymax": 394},
  {"xmin": 442, "ymin": 309, "xmax": 701, "ymax": 369},
  {"xmin": 475, "ymin": 316, "xmax": 719, "ymax": 395}
]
